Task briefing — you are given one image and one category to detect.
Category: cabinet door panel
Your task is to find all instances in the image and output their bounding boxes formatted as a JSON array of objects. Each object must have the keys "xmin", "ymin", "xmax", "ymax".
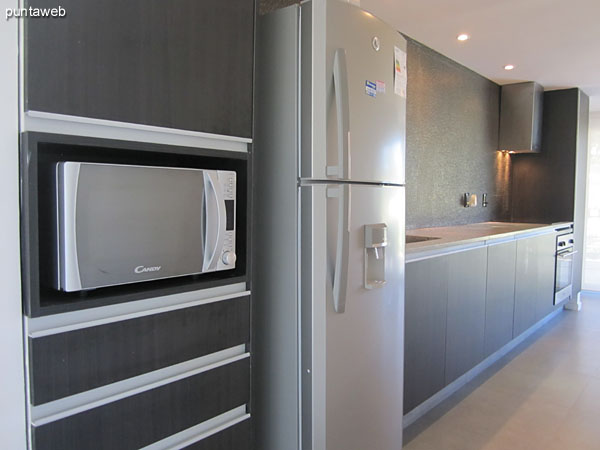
[
  {"xmin": 445, "ymin": 248, "xmax": 487, "ymax": 385},
  {"xmin": 514, "ymin": 238, "xmax": 538, "ymax": 337},
  {"xmin": 535, "ymin": 233, "xmax": 558, "ymax": 320},
  {"xmin": 404, "ymin": 257, "xmax": 448, "ymax": 413},
  {"xmin": 32, "ymin": 359, "xmax": 250, "ymax": 450},
  {"xmin": 25, "ymin": 0, "xmax": 254, "ymax": 138},
  {"xmin": 484, "ymin": 242, "xmax": 516, "ymax": 357}
]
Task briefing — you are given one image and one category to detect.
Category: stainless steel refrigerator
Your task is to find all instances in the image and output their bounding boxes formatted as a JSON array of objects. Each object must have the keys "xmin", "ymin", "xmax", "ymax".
[{"xmin": 254, "ymin": 1, "xmax": 406, "ymax": 449}]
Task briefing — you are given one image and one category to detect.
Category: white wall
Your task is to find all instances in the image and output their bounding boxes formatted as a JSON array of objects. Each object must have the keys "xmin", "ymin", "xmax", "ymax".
[
  {"xmin": 0, "ymin": 0, "xmax": 28, "ymax": 446},
  {"xmin": 583, "ymin": 112, "xmax": 600, "ymax": 291}
]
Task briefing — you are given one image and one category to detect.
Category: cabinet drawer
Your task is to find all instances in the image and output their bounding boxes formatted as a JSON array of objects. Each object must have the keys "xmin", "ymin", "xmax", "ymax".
[
  {"xmin": 184, "ymin": 419, "xmax": 251, "ymax": 450},
  {"xmin": 32, "ymin": 358, "xmax": 250, "ymax": 450},
  {"xmin": 30, "ymin": 295, "xmax": 250, "ymax": 405}
]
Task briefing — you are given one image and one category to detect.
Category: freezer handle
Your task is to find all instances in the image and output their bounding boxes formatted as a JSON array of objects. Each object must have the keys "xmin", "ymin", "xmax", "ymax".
[
  {"xmin": 330, "ymin": 184, "xmax": 350, "ymax": 313},
  {"xmin": 328, "ymin": 48, "xmax": 350, "ymax": 179}
]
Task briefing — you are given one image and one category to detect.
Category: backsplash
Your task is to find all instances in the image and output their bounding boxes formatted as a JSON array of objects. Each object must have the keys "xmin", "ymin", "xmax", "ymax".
[
  {"xmin": 259, "ymin": 0, "xmax": 298, "ymax": 15},
  {"xmin": 405, "ymin": 38, "xmax": 506, "ymax": 229}
]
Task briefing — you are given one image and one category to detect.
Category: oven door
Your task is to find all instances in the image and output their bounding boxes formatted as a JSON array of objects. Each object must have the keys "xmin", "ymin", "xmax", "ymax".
[{"xmin": 555, "ymin": 249, "xmax": 575, "ymax": 304}]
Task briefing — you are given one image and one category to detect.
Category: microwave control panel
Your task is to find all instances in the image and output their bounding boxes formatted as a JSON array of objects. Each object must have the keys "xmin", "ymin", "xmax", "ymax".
[{"xmin": 217, "ymin": 170, "xmax": 237, "ymax": 270}]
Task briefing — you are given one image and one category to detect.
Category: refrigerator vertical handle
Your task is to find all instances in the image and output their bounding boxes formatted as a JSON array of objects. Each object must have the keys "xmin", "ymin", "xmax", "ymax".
[
  {"xmin": 332, "ymin": 184, "xmax": 351, "ymax": 313},
  {"xmin": 330, "ymin": 48, "xmax": 350, "ymax": 180}
]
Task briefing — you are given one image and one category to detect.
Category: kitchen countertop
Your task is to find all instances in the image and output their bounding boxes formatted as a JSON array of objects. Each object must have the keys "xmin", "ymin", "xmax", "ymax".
[{"xmin": 406, "ymin": 221, "xmax": 573, "ymax": 262}]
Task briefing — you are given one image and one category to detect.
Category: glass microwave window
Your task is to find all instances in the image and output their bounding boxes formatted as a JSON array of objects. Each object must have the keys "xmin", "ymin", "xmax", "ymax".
[{"xmin": 225, "ymin": 200, "xmax": 235, "ymax": 231}]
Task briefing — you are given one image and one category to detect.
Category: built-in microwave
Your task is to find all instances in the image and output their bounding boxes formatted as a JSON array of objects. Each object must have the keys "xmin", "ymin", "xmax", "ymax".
[{"xmin": 55, "ymin": 162, "xmax": 237, "ymax": 292}]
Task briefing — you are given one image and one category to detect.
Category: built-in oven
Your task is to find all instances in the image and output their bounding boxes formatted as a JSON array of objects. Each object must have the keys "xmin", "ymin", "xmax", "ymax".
[{"xmin": 554, "ymin": 232, "xmax": 575, "ymax": 305}]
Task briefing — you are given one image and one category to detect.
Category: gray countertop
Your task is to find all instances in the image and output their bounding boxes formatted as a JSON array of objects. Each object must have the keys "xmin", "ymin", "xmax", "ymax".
[{"xmin": 406, "ymin": 221, "xmax": 573, "ymax": 262}]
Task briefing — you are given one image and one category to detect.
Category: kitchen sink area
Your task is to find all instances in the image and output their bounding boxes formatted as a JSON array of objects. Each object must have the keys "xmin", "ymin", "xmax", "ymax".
[{"xmin": 406, "ymin": 235, "xmax": 440, "ymax": 244}]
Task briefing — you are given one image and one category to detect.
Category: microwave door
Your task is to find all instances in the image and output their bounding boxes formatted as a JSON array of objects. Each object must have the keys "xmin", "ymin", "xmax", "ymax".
[{"xmin": 58, "ymin": 162, "xmax": 209, "ymax": 291}]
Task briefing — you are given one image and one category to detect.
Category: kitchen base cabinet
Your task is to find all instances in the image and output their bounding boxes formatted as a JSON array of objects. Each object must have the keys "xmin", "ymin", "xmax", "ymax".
[
  {"xmin": 514, "ymin": 237, "xmax": 539, "ymax": 337},
  {"xmin": 444, "ymin": 248, "xmax": 488, "ymax": 384},
  {"xmin": 514, "ymin": 233, "xmax": 558, "ymax": 337},
  {"xmin": 484, "ymin": 241, "xmax": 517, "ymax": 357},
  {"xmin": 404, "ymin": 257, "xmax": 448, "ymax": 414},
  {"xmin": 535, "ymin": 233, "xmax": 559, "ymax": 320},
  {"xmin": 405, "ymin": 228, "xmax": 560, "ymax": 415}
]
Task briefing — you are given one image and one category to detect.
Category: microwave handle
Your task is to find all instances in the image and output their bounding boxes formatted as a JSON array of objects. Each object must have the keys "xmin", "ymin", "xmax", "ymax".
[{"xmin": 202, "ymin": 172, "xmax": 226, "ymax": 271}]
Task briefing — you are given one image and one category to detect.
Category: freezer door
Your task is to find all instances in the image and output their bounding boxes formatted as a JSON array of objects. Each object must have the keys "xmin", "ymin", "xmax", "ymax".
[
  {"xmin": 300, "ymin": 183, "xmax": 405, "ymax": 450},
  {"xmin": 301, "ymin": 0, "xmax": 406, "ymax": 185}
]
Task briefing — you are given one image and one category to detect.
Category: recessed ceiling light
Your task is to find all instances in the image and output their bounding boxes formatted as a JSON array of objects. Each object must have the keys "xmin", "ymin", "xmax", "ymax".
[
  {"xmin": 504, "ymin": 64, "xmax": 515, "ymax": 71},
  {"xmin": 457, "ymin": 34, "xmax": 470, "ymax": 41}
]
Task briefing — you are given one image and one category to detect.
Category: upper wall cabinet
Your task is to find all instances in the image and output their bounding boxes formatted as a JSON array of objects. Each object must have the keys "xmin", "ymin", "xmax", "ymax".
[{"xmin": 24, "ymin": 0, "xmax": 255, "ymax": 139}]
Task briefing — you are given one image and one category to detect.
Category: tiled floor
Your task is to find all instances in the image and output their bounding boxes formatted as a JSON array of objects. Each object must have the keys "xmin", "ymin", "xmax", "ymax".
[{"xmin": 404, "ymin": 293, "xmax": 600, "ymax": 450}]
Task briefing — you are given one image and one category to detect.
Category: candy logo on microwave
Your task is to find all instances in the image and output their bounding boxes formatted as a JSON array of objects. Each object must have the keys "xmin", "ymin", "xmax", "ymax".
[{"xmin": 134, "ymin": 265, "xmax": 162, "ymax": 274}]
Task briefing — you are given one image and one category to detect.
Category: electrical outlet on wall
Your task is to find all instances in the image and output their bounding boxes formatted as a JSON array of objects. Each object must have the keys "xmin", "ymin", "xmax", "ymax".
[{"xmin": 464, "ymin": 193, "xmax": 478, "ymax": 207}]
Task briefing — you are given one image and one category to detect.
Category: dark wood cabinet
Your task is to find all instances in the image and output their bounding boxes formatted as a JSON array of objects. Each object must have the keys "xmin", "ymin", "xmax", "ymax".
[
  {"xmin": 184, "ymin": 419, "xmax": 251, "ymax": 450},
  {"xmin": 33, "ymin": 359, "xmax": 250, "ymax": 450},
  {"xmin": 444, "ymin": 248, "xmax": 488, "ymax": 384},
  {"xmin": 29, "ymin": 296, "xmax": 250, "ymax": 405},
  {"xmin": 484, "ymin": 241, "xmax": 516, "ymax": 357},
  {"xmin": 403, "ymin": 257, "xmax": 448, "ymax": 414},
  {"xmin": 24, "ymin": 0, "xmax": 255, "ymax": 138}
]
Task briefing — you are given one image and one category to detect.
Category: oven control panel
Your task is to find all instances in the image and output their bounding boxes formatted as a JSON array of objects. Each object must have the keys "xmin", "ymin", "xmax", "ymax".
[{"xmin": 556, "ymin": 233, "xmax": 574, "ymax": 252}]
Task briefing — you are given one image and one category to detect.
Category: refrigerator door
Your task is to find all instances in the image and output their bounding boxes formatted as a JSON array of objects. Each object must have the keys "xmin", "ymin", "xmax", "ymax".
[
  {"xmin": 300, "ymin": 0, "xmax": 407, "ymax": 185},
  {"xmin": 300, "ymin": 183, "xmax": 405, "ymax": 450}
]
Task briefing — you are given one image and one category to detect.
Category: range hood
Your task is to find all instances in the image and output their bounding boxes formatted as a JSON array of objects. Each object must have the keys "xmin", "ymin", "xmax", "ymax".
[{"xmin": 498, "ymin": 81, "xmax": 543, "ymax": 153}]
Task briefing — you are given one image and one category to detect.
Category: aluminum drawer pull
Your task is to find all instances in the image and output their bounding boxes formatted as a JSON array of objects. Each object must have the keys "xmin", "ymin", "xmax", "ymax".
[
  {"xmin": 329, "ymin": 48, "xmax": 350, "ymax": 179},
  {"xmin": 332, "ymin": 184, "xmax": 351, "ymax": 313}
]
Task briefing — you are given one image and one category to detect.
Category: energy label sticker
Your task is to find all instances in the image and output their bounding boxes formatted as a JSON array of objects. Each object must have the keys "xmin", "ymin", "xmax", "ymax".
[
  {"xmin": 365, "ymin": 80, "xmax": 377, "ymax": 97},
  {"xmin": 394, "ymin": 46, "xmax": 407, "ymax": 97}
]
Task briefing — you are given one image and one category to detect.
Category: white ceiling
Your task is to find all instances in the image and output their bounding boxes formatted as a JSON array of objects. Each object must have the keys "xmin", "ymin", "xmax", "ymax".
[{"xmin": 360, "ymin": 0, "xmax": 600, "ymax": 111}]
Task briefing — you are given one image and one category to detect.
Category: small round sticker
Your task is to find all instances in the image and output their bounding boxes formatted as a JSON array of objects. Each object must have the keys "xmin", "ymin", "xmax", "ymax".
[{"xmin": 372, "ymin": 36, "xmax": 380, "ymax": 52}]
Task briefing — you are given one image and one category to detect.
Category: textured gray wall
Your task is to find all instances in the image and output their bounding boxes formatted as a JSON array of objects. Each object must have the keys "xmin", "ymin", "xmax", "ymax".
[
  {"xmin": 405, "ymin": 39, "xmax": 503, "ymax": 229},
  {"xmin": 259, "ymin": 0, "xmax": 298, "ymax": 15},
  {"xmin": 259, "ymin": 1, "xmax": 507, "ymax": 229}
]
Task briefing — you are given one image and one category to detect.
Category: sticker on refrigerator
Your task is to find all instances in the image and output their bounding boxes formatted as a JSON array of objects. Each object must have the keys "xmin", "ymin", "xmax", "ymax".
[
  {"xmin": 394, "ymin": 46, "xmax": 407, "ymax": 97},
  {"xmin": 376, "ymin": 80, "xmax": 386, "ymax": 93},
  {"xmin": 365, "ymin": 80, "xmax": 377, "ymax": 97}
]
